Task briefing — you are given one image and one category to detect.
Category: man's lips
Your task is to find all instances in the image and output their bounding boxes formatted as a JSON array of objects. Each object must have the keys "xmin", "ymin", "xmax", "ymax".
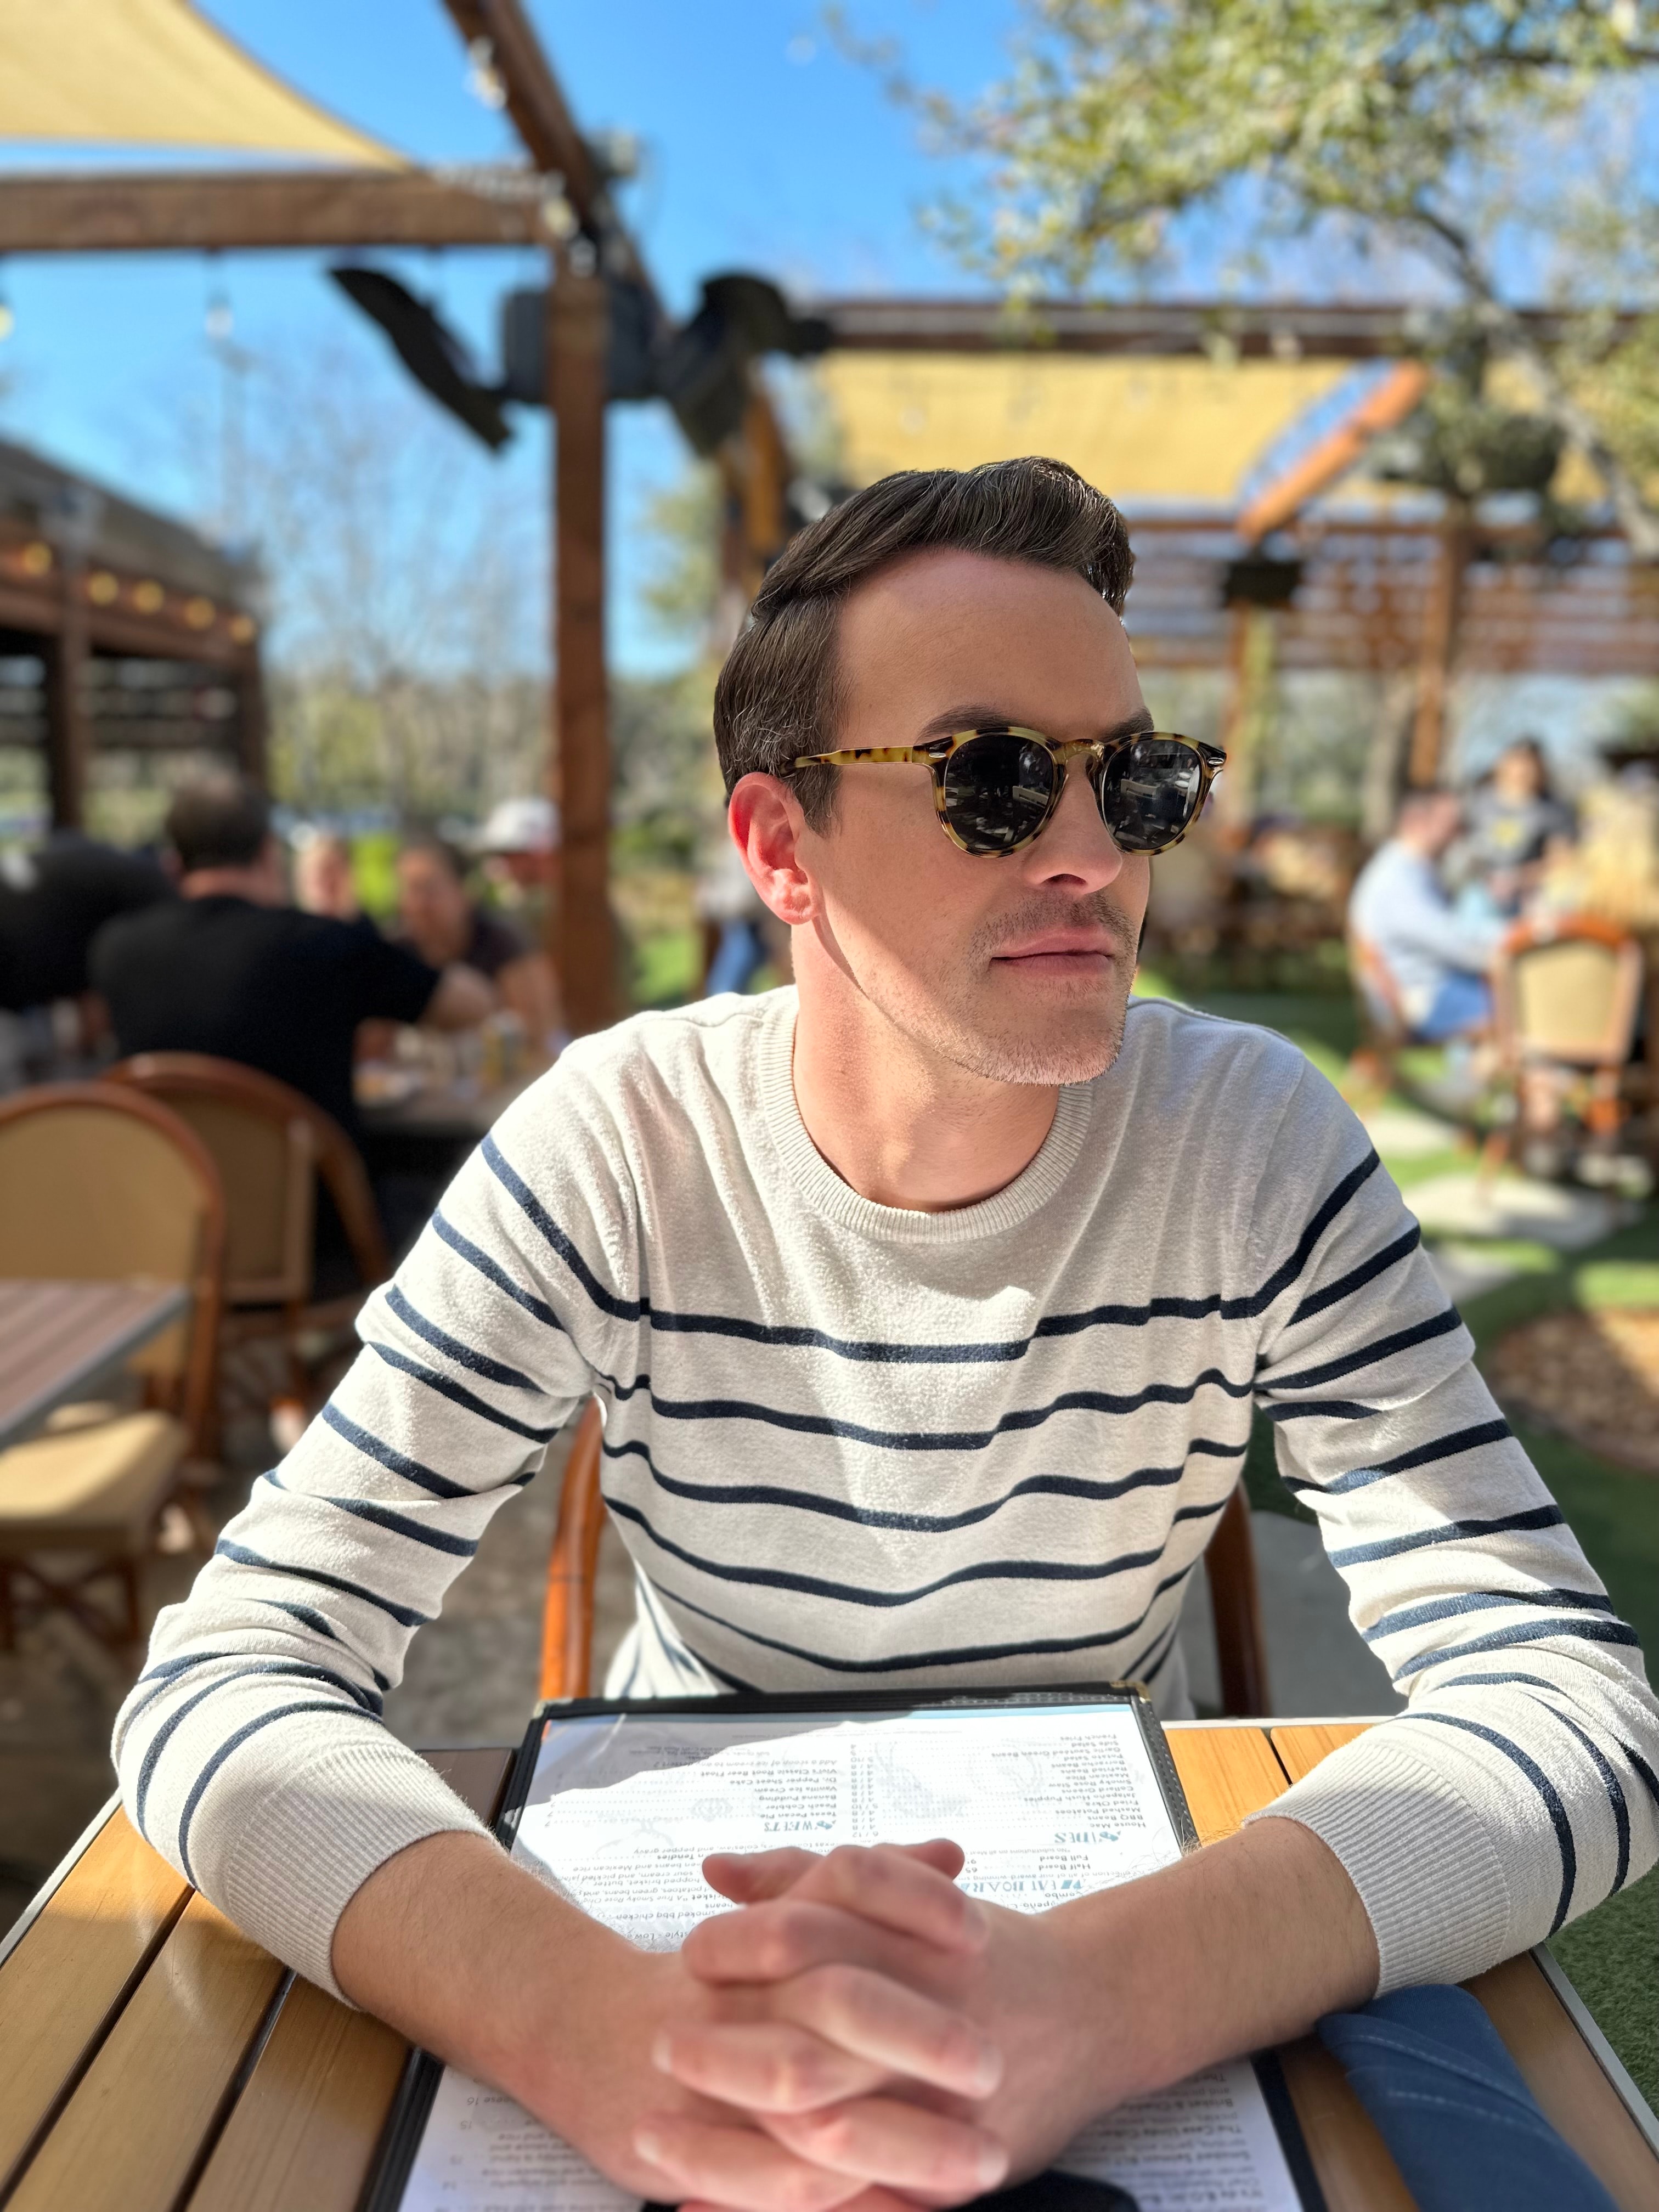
[{"xmin": 990, "ymin": 929, "xmax": 1122, "ymax": 964}]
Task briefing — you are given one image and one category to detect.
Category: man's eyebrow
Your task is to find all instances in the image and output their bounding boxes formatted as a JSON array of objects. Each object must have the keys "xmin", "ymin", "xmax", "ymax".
[{"xmin": 915, "ymin": 704, "xmax": 1156, "ymax": 742}]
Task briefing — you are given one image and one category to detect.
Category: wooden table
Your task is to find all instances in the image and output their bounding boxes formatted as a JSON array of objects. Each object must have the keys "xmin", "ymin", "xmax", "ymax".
[
  {"xmin": 0, "ymin": 1279, "xmax": 188, "ymax": 1453},
  {"xmin": 0, "ymin": 1724, "xmax": 1654, "ymax": 2212},
  {"xmin": 356, "ymin": 1071, "xmax": 536, "ymax": 1144}
]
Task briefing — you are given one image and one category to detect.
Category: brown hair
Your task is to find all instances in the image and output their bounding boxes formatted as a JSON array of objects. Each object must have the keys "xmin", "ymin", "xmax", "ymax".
[
  {"xmin": 712, "ymin": 457, "xmax": 1135, "ymax": 829},
  {"xmin": 165, "ymin": 772, "xmax": 270, "ymax": 874}
]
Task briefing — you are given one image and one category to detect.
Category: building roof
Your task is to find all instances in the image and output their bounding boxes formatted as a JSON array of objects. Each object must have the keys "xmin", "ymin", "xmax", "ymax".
[{"xmin": 0, "ymin": 435, "xmax": 254, "ymax": 603}]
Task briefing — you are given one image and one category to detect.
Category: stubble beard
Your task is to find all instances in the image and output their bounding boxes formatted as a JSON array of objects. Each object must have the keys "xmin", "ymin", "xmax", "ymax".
[{"xmin": 888, "ymin": 889, "xmax": 1140, "ymax": 1087}]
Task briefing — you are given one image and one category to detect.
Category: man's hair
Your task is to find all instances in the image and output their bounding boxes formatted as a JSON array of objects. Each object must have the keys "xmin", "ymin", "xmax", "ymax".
[
  {"xmin": 713, "ymin": 458, "xmax": 1135, "ymax": 830},
  {"xmin": 400, "ymin": 834, "xmax": 469, "ymax": 884},
  {"xmin": 165, "ymin": 773, "xmax": 270, "ymax": 874}
]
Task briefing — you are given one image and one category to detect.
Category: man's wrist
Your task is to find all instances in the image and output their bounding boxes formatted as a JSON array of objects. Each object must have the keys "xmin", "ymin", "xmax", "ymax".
[{"xmin": 1053, "ymin": 1815, "xmax": 1379, "ymax": 2104}]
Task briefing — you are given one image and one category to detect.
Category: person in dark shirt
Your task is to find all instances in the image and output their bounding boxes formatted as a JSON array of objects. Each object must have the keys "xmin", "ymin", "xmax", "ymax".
[
  {"xmin": 90, "ymin": 776, "xmax": 492, "ymax": 1138},
  {"xmin": 394, "ymin": 835, "xmax": 561, "ymax": 1054},
  {"xmin": 0, "ymin": 832, "xmax": 173, "ymax": 1012}
]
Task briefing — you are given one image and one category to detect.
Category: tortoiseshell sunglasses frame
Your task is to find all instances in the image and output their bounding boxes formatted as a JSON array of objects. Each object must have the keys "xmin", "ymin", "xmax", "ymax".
[{"xmin": 792, "ymin": 724, "xmax": 1226, "ymax": 859}]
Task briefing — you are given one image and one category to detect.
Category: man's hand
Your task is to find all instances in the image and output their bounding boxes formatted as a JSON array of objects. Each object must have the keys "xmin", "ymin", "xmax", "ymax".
[
  {"xmin": 334, "ymin": 1831, "xmax": 1005, "ymax": 2212},
  {"xmin": 654, "ymin": 1816, "xmax": 1380, "ymax": 2204}
]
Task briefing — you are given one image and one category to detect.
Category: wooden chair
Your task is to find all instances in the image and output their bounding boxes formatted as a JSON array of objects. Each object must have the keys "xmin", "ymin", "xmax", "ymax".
[
  {"xmin": 1346, "ymin": 928, "xmax": 1410, "ymax": 1095},
  {"xmin": 1483, "ymin": 917, "xmax": 1643, "ymax": 1172},
  {"xmin": 538, "ymin": 1400, "xmax": 1272, "ymax": 1714},
  {"xmin": 105, "ymin": 1054, "xmax": 390, "ymax": 1415},
  {"xmin": 0, "ymin": 1083, "xmax": 224, "ymax": 1651}
]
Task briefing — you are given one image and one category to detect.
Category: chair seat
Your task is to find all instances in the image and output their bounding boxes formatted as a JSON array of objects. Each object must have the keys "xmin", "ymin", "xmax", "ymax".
[{"xmin": 0, "ymin": 1410, "xmax": 187, "ymax": 1553}]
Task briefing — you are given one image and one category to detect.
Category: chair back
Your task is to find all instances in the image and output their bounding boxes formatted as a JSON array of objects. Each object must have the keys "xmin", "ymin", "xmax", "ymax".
[
  {"xmin": 106, "ymin": 1054, "xmax": 390, "ymax": 1301},
  {"xmin": 1495, "ymin": 918, "xmax": 1642, "ymax": 1070},
  {"xmin": 1347, "ymin": 929, "xmax": 1409, "ymax": 1045},
  {"xmin": 0, "ymin": 1084, "xmax": 224, "ymax": 1447},
  {"xmin": 537, "ymin": 1401, "xmax": 1272, "ymax": 1716}
]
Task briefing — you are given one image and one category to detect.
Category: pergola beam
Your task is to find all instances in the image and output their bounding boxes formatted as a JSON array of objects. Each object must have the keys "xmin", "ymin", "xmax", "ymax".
[
  {"xmin": 811, "ymin": 297, "xmax": 1643, "ymax": 360},
  {"xmin": 0, "ymin": 167, "xmax": 551, "ymax": 253}
]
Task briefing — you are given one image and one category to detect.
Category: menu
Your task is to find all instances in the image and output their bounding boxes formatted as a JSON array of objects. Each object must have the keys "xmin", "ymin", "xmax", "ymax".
[{"xmin": 385, "ymin": 1701, "xmax": 1310, "ymax": 2212}]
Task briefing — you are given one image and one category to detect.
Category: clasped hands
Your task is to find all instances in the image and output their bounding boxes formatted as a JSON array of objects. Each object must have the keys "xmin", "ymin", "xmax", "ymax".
[{"xmin": 627, "ymin": 1839, "xmax": 1111, "ymax": 2212}]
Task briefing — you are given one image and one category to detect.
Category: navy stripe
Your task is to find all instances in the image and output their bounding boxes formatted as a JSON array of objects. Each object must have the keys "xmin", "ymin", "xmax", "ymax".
[
  {"xmin": 483, "ymin": 1131, "xmax": 1379, "ymax": 1358},
  {"xmin": 1622, "ymin": 1741, "xmax": 1659, "ymax": 1813},
  {"xmin": 1440, "ymin": 1672, "xmax": 1637, "ymax": 1895},
  {"xmin": 1549, "ymin": 1709, "xmax": 1630, "ymax": 1895},
  {"xmin": 1392, "ymin": 1617, "xmax": 1641, "ymax": 1675},
  {"xmin": 177, "ymin": 1700, "xmax": 353, "ymax": 1884},
  {"xmin": 1414, "ymin": 1711, "xmax": 1577, "ymax": 1931},
  {"xmin": 605, "ymin": 1491, "xmax": 1181, "ymax": 1609},
  {"xmin": 432, "ymin": 1209, "xmax": 569, "ymax": 1331},
  {"xmin": 602, "ymin": 1434, "xmax": 1243, "ymax": 1533},
  {"xmin": 387, "ymin": 1283, "xmax": 541, "ymax": 1391},
  {"xmin": 1367, "ymin": 1585, "xmax": 1615, "ymax": 1644},
  {"xmin": 368, "ymin": 1341, "xmax": 561, "ymax": 1442},
  {"xmin": 215, "ymin": 1539, "xmax": 433, "ymax": 1628},
  {"xmin": 252, "ymin": 1599, "xmax": 392, "ymax": 1689},
  {"xmin": 646, "ymin": 1563, "xmax": 1194, "ymax": 1677},
  {"xmin": 1282, "ymin": 1418, "xmax": 1514, "ymax": 1496},
  {"xmin": 1288, "ymin": 1224, "xmax": 1420, "ymax": 1326},
  {"xmin": 639, "ymin": 1372, "xmax": 1252, "ymax": 1455},
  {"xmin": 1263, "ymin": 1307, "xmax": 1462, "ymax": 1393},
  {"xmin": 320, "ymin": 1403, "xmax": 473, "ymax": 1500},
  {"xmin": 1329, "ymin": 1505, "xmax": 1566, "ymax": 1569},
  {"xmin": 135, "ymin": 1678, "xmax": 228, "ymax": 1836},
  {"xmin": 264, "ymin": 1470, "xmax": 479, "ymax": 1558},
  {"xmin": 1262, "ymin": 1400, "xmax": 1380, "ymax": 1423},
  {"xmin": 128, "ymin": 1650, "xmax": 382, "ymax": 1720}
]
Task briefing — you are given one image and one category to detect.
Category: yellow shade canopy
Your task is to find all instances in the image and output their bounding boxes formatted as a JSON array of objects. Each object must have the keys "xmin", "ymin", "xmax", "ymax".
[
  {"xmin": 0, "ymin": 0, "xmax": 401, "ymax": 166},
  {"xmin": 817, "ymin": 352, "xmax": 1355, "ymax": 506}
]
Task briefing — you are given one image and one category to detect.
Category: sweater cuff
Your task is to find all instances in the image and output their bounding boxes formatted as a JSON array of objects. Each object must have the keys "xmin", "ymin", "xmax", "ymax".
[
  {"xmin": 217, "ymin": 1736, "xmax": 494, "ymax": 2000},
  {"xmin": 1248, "ymin": 1726, "xmax": 1513, "ymax": 1991}
]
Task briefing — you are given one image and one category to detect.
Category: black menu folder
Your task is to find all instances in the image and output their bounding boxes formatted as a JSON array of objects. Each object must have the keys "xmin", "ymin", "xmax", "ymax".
[{"xmin": 366, "ymin": 1686, "xmax": 1325, "ymax": 2212}]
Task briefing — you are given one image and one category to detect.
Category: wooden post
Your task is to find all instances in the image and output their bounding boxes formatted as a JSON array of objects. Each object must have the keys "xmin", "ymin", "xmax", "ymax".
[
  {"xmin": 234, "ymin": 660, "xmax": 268, "ymax": 789},
  {"xmin": 547, "ymin": 255, "xmax": 615, "ymax": 1035},
  {"xmin": 44, "ymin": 587, "xmax": 90, "ymax": 831},
  {"xmin": 1408, "ymin": 507, "xmax": 1472, "ymax": 788},
  {"xmin": 1217, "ymin": 602, "xmax": 1276, "ymax": 832}
]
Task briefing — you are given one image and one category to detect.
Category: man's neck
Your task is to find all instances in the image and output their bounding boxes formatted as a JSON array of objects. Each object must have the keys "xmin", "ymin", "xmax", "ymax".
[
  {"xmin": 788, "ymin": 942, "xmax": 1059, "ymax": 1215},
  {"xmin": 180, "ymin": 866, "xmax": 282, "ymax": 904}
]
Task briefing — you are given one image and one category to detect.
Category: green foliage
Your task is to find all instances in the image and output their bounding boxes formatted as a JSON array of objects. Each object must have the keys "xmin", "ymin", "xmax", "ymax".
[{"xmin": 899, "ymin": 0, "xmax": 1659, "ymax": 290}]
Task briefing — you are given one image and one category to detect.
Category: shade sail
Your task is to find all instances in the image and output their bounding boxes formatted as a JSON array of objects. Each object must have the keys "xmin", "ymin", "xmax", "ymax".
[
  {"xmin": 0, "ymin": 0, "xmax": 401, "ymax": 166},
  {"xmin": 817, "ymin": 352, "xmax": 1356, "ymax": 507}
]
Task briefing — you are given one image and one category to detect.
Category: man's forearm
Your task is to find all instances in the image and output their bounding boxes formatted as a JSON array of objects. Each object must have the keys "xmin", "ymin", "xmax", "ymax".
[{"xmin": 1062, "ymin": 1813, "xmax": 1378, "ymax": 2106}]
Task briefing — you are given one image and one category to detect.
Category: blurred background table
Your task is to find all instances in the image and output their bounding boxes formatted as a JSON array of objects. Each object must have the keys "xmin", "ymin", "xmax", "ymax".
[
  {"xmin": 1, "ymin": 1720, "xmax": 1654, "ymax": 2212},
  {"xmin": 354, "ymin": 1066, "xmax": 538, "ymax": 1185},
  {"xmin": 0, "ymin": 1279, "xmax": 188, "ymax": 1453}
]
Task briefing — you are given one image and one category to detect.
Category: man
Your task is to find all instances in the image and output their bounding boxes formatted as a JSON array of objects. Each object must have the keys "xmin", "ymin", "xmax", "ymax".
[
  {"xmin": 394, "ymin": 833, "xmax": 561, "ymax": 1052},
  {"xmin": 1348, "ymin": 788, "xmax": 1501, "ymax": 1040},
  {"xmin": 119, "ymin": 463, "xmax": 1657, "ymax": 2211},
  {"xmin": 91, "ymin": 775, "xmax": 492, "ymax": 1137}
]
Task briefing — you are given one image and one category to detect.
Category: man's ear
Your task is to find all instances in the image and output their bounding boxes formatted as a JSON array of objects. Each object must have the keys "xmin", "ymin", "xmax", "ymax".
[{"xmin": 728, "ymin": 773, "xmax": 818, "ymax": 927}]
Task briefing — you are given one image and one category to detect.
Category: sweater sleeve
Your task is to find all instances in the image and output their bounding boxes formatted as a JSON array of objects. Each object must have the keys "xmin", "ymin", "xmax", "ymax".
[
  {"xmin": 1244, "ymin": 1060, "xmax": 1659, "ymax": 1990},
  {"xmin": 112, "ymin": 1065, "xmax": 639, "ymax": 1997}
]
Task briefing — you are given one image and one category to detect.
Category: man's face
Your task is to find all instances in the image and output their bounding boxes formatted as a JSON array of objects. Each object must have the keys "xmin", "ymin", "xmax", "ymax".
[
  {"xmin": 397, "ymin": 850, "xmax": 469, "ymax": 948},
  {"xmin": 789, "ymin": 550, "xmax": 1153, "ymax": 1086}
]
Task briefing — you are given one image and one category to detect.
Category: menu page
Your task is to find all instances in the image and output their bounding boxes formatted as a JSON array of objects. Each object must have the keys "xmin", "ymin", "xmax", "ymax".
[{"xmin": 395, "ymin": 1704, "xmax": 1305, "ymax": 2212}]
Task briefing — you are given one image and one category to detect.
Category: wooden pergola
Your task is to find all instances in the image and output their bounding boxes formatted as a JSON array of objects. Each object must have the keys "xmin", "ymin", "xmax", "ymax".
[
  {"xmin": 0, "ymin": 433, "xmax": 266, "ymax": 820},
  {"xmin": 0, "ymin": 0, "xmax": 792, "ymax": 1035}
]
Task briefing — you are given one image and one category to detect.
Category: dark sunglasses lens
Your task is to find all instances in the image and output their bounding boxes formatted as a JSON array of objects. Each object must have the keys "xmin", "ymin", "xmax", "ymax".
[
  {"xmin": 1099, "ymin": 737, "xmax": 1206, "ymax": 852},
  {"xmin": 941, "ymin": 735, "xmax": 1058, "ymax": 854}
]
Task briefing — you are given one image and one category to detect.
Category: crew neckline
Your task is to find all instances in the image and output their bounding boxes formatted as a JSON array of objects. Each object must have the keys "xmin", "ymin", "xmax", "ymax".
[{"xmin": 753, "ymin": 989, "xmax": 1094, "ymax": 1244}]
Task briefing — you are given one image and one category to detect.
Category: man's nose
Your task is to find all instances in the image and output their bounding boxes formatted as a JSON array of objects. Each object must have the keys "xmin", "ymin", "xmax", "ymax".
[{"xmin": 1024, "ymin": 759, "xmax": 1125, "ymax": 891}]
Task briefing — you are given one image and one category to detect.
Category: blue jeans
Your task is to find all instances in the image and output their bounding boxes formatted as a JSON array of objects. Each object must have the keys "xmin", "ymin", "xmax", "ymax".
[{"xmin": 1418, "ymin": 972, "xmax": 1492, "ymax": 1041}]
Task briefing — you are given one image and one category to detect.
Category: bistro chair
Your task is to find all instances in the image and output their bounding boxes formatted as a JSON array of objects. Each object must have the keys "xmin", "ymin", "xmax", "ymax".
[
  {"xmin": 1346, "ymin": 928, "xmax": 1411, "ymax": 1096},
  {"xmin": 537, "ymin": 1398, "xmax": 1272, "ymax": 1714},
  {"xmin": 106, "ymin": 1053, "xmax": 390, "ymax": 1420},
  {"xmin": 1482, "ymin": 917, "xmax": 1644, "ymax": 1174},
  {"xmin": 0, "ymin": 1084, "xmax": 224, "ymax": 1651}
]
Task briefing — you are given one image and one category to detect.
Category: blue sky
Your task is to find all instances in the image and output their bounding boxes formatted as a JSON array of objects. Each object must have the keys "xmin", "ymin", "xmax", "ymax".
[{"xmin": 0, "ymin": 2, "xmax": 1018, "ymax": 674}]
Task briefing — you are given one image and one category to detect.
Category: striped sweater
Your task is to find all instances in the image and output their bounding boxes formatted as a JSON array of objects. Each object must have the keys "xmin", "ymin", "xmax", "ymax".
[{"xmin": 115, "ymin": 990, "xmax": 1659, "ymax": 2002}]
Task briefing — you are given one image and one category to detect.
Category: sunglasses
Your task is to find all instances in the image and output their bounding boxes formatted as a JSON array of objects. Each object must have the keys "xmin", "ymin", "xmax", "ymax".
[{"xmin": 792, "ymin": 725, "xmax": 1226, "ymax": 859}]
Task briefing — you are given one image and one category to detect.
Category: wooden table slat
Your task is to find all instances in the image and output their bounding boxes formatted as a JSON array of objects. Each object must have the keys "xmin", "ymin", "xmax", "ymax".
[
  {"xmin": 0, "ymin": 1279, "xmax": 189, "ymax": 1450},
  {"xmin": 1277, "ymin": 2040, "xmax": 1417, "ymax": 2212},
  {"xmin": 1269, "ymin": 1722, "xmax": 1375, "ymax": 1785},
  {"xmin": 1471, "ymin": 1956, "xmax": 1659, "ymax": 2212},
  {"xmin": 7, "ymin": 1892, "xmax": 287, "ymax": 2212},
  {"xmin": 180, "ymin": 1747, "xmax": 517, "ymax": 2212},
  {"xmin": 1166, "ymin": 1723, "xmax": 1293, "ymax": 1842},
  {"xmin": 0, "ymin": 1811, "xmax": 190, "ymax": 2197}
]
